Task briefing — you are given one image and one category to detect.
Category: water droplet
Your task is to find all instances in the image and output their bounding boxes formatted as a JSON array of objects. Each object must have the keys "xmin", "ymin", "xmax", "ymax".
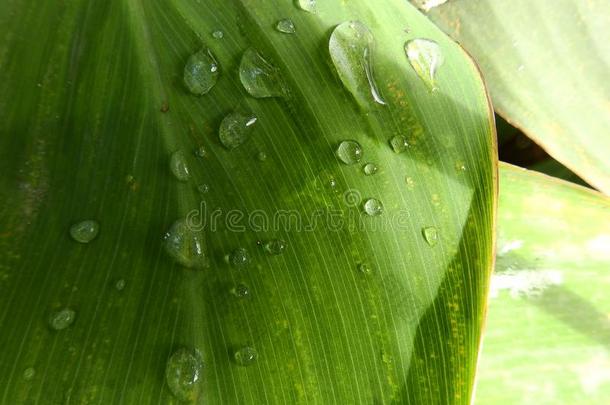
[
  {"xmin": 229, "ymin": 247, "xmax": 250, "ymax": 267},
  {"xmin": 329, "ymin": 21, "xmax": 386, "ymax": 109},
  {"xmin": 115, "ymin": 279, "xmax": 126, "ymax": 291},
  {"xmin": 69, "ymin": 220, "xmax": 99, "ymax": 243},
  {"xmin": 169, "ymin": 150, "xmax": 190, "ymax": 182},
  {"xmin": 422, "ymin": 226, "xmax": 438, "ymax": 246},
  {"xmin": 197, "ymin": 184, "xmax": 209, "ymax": 193},
  {"xmin": 336, "ymin": 140, "xmax": 363, "ymax": 165},
  {"xmin": 23, "ymin": 367, "xmax": 35, "ymax": 381},
  {"xmin": 363, "ymin": 162, "xmax": 378, "ymax": 175},
  {"xmin": 363, "ymin": 198, "xmax": 384, "ymax": 216},
  {"xmin": 183, "ymin": 49, "xmax": 219, "ymax": 95},
  {"xmin": 231, "ymin": 283, "xmax": 250, "ymax": 298},
  {"xmin": 264, "ymin": 239, "xmax": 286, "ymax": 255},
  {"xmin": 390, "ymin": 135, "xmax": 409, "ymax": 153},
  {"xmin": 276, "ymin": 18, "xmax": 296, "ymax": 34},
  {"xmin": 257, "ymin": 151, "xmax": 267, "ymax": 162},
  {"xmin": 454, "ymin": 160, "xmax": 466, "ymax": 172},
  {"xmin": 357, "ymin": 263, "xmax": 372, "ymax": 274},
  {"xmin": 295, "ymin": 0, "xmax": 316, "ymax": 13},
  {"xmin": 234, "ymin": 346, "xmax": 257, "ymax": 366},
  {"xmin": 195, "ymin": 146, "xmax": 207, "ymax": 158},
  {"xmin": 219, "ymin": 112, "xmax": 257, "ymax": 150},
  {"xmin": 48, "ymin": 308, "xmax": 76, "ymax": 330},
  {"xmin": 405, "ymin": 176, "xmax": 415, "ymax": 190},
  {"xmin": 163, "ymin": 219, "xmax": 210, "ymax": 269},
  {"xmin": 212, "ymin": 30, "xmax": 224, "ymax": 39},
  {"xmin": 165, "ymin": 348, "xmax": 203, "ymax": 402},
  {"xmin": 405, "ymin": 38, "xmax": 444, "ymax": 91},
  {"xmin": 239, "ymin": 48, "xmax": 287, "ymax": 98}
]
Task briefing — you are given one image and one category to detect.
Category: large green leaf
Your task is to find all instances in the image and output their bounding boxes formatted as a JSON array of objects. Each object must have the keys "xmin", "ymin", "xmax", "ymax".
[
  {"xmin": 477, "ymin": 163, "xmax": 610, "ymax": 404},
  {"xmin": 420, "ymin": 0, "xmax": 610, "ymax": 194},
  {"xmin": 0, "ymin": 0, "xmax": 495, "ymax": 403}
]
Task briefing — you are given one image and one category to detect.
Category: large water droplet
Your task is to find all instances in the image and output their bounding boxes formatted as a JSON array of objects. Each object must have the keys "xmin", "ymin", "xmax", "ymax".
[
  {"xmin": 183, "ymin": 49, "xmax": 219, "ymax": 95},
  {"xmin": 48, "ymin": 308, "xmax": 76, "ymax": 330},
  {"xmin": 363, "ymin": 162, "xmax": 378, "ymax": 175},
  {"xmin": 165, "ymin": 348, "xmax": 203, "ymax": 402},
  {"xmin": 329, "ymin": 21, "xmax": 386, "ymax": 109},
  {"xmin": 70, "ymin": 220, "xmax": 99, "ymax": 243},
  {"xmin": 239, "ymin": 48, "xmax": 287, "ymax": 98},
  {"xmin": 234, "ymin": 346, "xmax": 258, "ymax": 366},
  {"xmin": 264, "ymin": 239, "xmax": 286, "ymax": 255},
  {"xmin": 422, "ymin": 226, "xmax": 439, "ymax": 246},
  {"xmin": 390, "ymin": 135, "xmax": 409, "ymax": 153},
  {"xmin": 276, "ymin": 19, "xmax": 296, "ymax": 34},
  {"xmin": 336, "ymin": 140, "xmax": 363, "ymax": 165},
  {"xmin": 163, "ymin": 219, "xmax": 210, "ymax": 269},
  {"xmin": 231, "ymin": 283, "xmax": 250, "ymax": 298},
  {"xmin": 405, "ymin": 38, "xmax": 444, "ymax": 91},
  {"xmin": 219, "ymin": 112, "xmax": 257, "ymax": 150},
  {"xmin": 295, "ymin": 0, "xmax": 316, "ymax": 13},
  {"xmin": 169, "ymin": 150, "xmax": 190, "ymax": 181},
  {"xmin": 363, "ymin": 198, "xmax": 384, "ymax": 216},
  {"xmin": 229, "ymin": 247, "xmax": 250, "ymax": 267}
]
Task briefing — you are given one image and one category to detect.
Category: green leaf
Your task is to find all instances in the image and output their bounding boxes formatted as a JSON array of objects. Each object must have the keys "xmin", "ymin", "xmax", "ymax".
[
  {"xmin": 422, "ymin": 0, "xmax": 610, "ymax": 194},
  {"xmin": 478, "ymin": 163, "xmax": 610, "ymax": 404},
  {"xmin": 0, "ymin": 0, "xmax": 495, "ymax": 403}
]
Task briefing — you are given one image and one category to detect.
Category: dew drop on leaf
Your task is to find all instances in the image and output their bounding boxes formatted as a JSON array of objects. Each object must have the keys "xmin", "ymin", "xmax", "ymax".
[
  {"xmin": 219, "ymin": 112, "xmax": 257, "ymax": 150},
  {"xmin": 239, "ymin": 48, "xmax": 287, "ymax": 98},
  {"xmin": 357, "ymin": 263, "xmax": 372, "ymax": 275},
  {"xmin": 48, "ymin": 308, "xmax": 76, "ymax": 330},
  {"xmin": 257, "ymin": 151, "xmax": 267, "ymax": 162},
  {"xmin": 231, "ymin": 283, "xmax": 250, "ymax": 298},
  {"xmin": 229, "ymin": 247, "xmax": 250, "ymax": 267},
  {"xmin": 165, "ymin": 348, "xmax": 204, "ymax": 402},
  {"xmin": 389, "ymin": 135, "xmax": 409, "ymax": 153},
  {"xmin": 197, "ymin": 184, "xmax": 209, "ymax": 194},
  {"xmin": 295, "ymin": 0, "xmax": 316, "ymax": 13},
  {"xmin": 423, "ymin": 226, "xmax": 439, "ymax": 246},
  {"xmin": 23, "ymin": 368, "xmax": 35, "ymax": 381},
  {"xmin": 276, "ymin": 18, "xmax": 296, "ymax": 34},
  {"xmin": 363, "ymin": 198, "xmax": 384, "ymax": 216},
  {"xmin": 163, "ymin": 219, "xmax": 210, "ymax": 269},
  {"xmin": 363, "ymin": 162, "xmax": 378, "ymax": 175},
  {"xmin": 211, "ymin": 30, "xmax": 224, "ymax": 39},
  {"xmin": 405, "ymin": 38, "xmax": 444, "ymax": 91},
  {"xmin": 234, "ymin": 346, "xmax": 258, "ymax": 366},
  {"xmin": 69, "ymin": 220, "xmax": 99, "ymax": 243},
  {"xmin": 194, "ymin": 146, "xmax": 207, "ymax": 158},
  {"xmin": 115, "ymin": 279, "xmax": 126, "ymax": 291},
  {"xmin": 183, "ymin": 49, "xmax": 219, "ymax": 95},
  {"xmin": 264, "ymin": 239, "xmax": 286, "ymax": 255},
  {"xmin": 169, "ymin": 150, "xmax": 190, "ymax": 182},
  {"xmin": 336, "ymin": 140, "xmax": 363, "ymax": 165},
  {"xmin": 329, "ymin": 21, "xmax": 386, "ymax": 109}
]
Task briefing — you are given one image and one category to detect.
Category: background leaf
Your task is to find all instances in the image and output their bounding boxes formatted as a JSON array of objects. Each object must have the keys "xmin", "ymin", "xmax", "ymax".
[
  {"xmin": 477, "ymin": 163, "xmax": 610, "ymax": 404},
  {"xmin": 422, "ymin": 0, "xmax": 610, "ymax": 194},
  {"xmin": 0, "ymin": 0, "xmax": 495, "ymax": 403}
]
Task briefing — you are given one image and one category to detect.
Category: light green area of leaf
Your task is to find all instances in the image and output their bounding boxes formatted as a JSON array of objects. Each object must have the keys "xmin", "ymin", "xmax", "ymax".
[
  {"xmin": 477, "ymin": 163, "xmax": 610, "ymax": 404},
  {"xmin": 0, "ymin": 0, "xmax": 495, "ymax": 403},
  {"xmin": 424, "ymin": 0, "xmax": 610, "ymax": 194}
]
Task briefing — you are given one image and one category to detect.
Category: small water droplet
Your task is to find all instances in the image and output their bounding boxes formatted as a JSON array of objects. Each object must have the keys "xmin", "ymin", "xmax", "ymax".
[
  {"xmin": 233, "ymin": 346, "xmax": 257, "ymax": 366},
  {"xmin": 405, "ymin": 38, "xmax": 444, "ymax": 91},
  {"xmin": 390, "ymin": 135, "xmax": 409, "ymax": 153},
  {"xmin": 239, "ymin": 48, "xmax": 287, "ymax": 98},
  {"xmin": 329, "ymin": 21, "xmax": 386, "ymax": 109},
  {"xmin": 69, "ymin": 220, "xmax": 99, "ymax": 243},
  {"xmin": 169, "ymin": 150, "xmax": 190, "ymax": 182},
  {"xmin": 165, "ymin": 348, "xmax": 203, "ymax": 402},
  {"xmin": 212, "ymin": 30, "xmax": 224, "ymax": 39},
  {"xmin": 23, "ymin": 368, "xmax": 35, "ymax": 381},
  {"xmin": 160, "ymin": 102, "xmax": 170, "ymax": 113},
  {"xmin": 257, "ymin": 151, "xmax": 267, "ymax": 162},
  {"xmin": 115, "ymin": 279, "xmax": 126, "ymax": 291},
  {"xmin": 231, "ymin": 283, "xmax": 250, "ymax": 298},
  {"xmin": 184, "ymin": 49, "xmax": 219, "ymax": 95},
  {"xmin": 197, "ymin": 184, "xmax": 209, "ymax": 193},
  {"xmin": 422, "ymin": 226, "xmax": 438, "ymax": 246},
  {"xmin": 276, "ymin": 18, "xmax": 296, "ymax": 34},
  {"xmin": 336, "ymin": 140, "xmax": 363, "ymax": 165},
  {"xmin": 195, "ymin": 146, "xmax": 207, "ymax": 158},
  {"xmin": 229, "ymin": 247, "xmax": 250, "ymax": 267},
  {"xmin": 454, "ymin": 160, "xmax": 466, "ymax": 172},
  {"xmin": 48, "ymin": 308, "xmax": 76, "ymax": 330},
  {"xmin": 363, "ymin": 198, "xmax": 384, "ymax": 216},
  {"xmin": 357, "ymin": 263, "xmax": 372, "ymax": 274},
  {"xmin": 264, "ymin": 239, "xmax": 286, "ymax": 255},
  {"xmin": 363, "ymin": 162, "xmax": 378, "ymax": 175},
  {"xmin": 405, "ymin": 176, "xmax": 415, "ymax": 190},
  {"xmin": 219, "ymin": 112, "xmax": 257, "ymax": 150},
  {"xmin": 163, "ymin": 219, "xmax": 210, "ymax": 269},
  {"xmin": 295, "ymin": 0, "xmax": 316, "ymax": 13}
]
